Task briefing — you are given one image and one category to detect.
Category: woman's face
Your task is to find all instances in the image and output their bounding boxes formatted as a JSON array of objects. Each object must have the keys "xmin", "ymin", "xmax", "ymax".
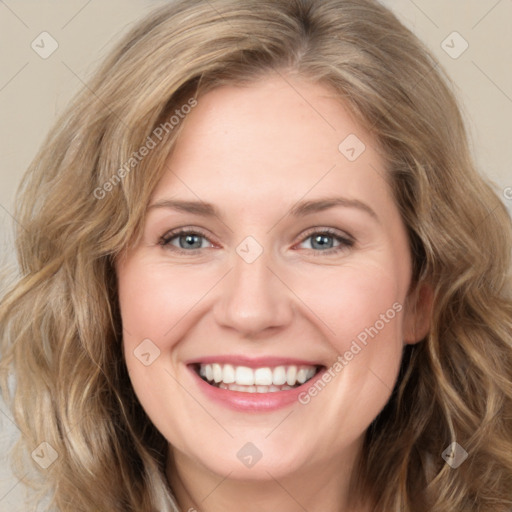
[{"xmin": 116, "ymin": 75, "xmax": 430, "ymax": 483}]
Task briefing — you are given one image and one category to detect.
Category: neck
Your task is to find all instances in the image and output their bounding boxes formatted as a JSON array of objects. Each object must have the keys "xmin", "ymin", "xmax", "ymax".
[{"xmin": 166, "ymin": 440, "xmax": 370, "ymax": 512}]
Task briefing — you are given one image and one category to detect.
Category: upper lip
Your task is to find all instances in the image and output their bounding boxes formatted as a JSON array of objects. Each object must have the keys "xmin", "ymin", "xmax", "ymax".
[{"xmin": 185, "ymin": 355, "xmax": 325, "ymax": 368}]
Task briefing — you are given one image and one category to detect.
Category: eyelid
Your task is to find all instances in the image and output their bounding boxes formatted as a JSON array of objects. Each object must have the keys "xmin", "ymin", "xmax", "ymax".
[
  {"xmin": 159, "ymin": 226, "xmax": 217, "ymax": 250},
  {"xmin": 292, "ymin": 227, "xmax": 354, "ymax": 256},
  {"xmin": 297, "ymin": 226, "xmax": 354, "ymax": 244},
  {"xmin": 159, "ymin": 226, "xmax": 355, "ymax": 255}
]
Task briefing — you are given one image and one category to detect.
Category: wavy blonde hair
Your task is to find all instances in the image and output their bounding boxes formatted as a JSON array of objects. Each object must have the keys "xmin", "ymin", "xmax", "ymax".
[{"xmin": 1, "ymin": 0, "xmax": 511, "ymax": 510}]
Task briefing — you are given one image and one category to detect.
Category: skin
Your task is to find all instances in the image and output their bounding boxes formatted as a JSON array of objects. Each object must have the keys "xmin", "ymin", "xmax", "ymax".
[{"xmin": 116, "ymin": 73, "xmax": 432, "ymax": 512}]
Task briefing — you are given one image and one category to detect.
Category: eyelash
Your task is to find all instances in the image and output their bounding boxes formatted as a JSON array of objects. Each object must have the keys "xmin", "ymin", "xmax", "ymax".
[{"xmin": 158, "ymin": 227, "xmax": 355, "ymax": 256}]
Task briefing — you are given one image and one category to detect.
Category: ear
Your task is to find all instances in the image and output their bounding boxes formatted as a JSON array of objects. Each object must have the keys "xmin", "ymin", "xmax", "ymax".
[{"xmin": 402, "ymin": 281, "xmax": 434, "ymax": 345}]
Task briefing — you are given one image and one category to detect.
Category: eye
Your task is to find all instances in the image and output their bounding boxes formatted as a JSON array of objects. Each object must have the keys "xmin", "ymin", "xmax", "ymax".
[
  {"xmin": 159, "ymin": 228, "xmax": 214, "ymax": 254},
  {"xmin": 159, "ymin": 226, "xmax": 354, "ymax": 257},
  {"xmin": 296, "ymin": 228, "xmax": 354, "ymax": 256}
]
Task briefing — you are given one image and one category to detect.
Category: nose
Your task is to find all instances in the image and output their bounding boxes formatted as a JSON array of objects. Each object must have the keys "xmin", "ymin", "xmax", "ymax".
[{"xmin": 213, "ymin": 246, "xmax": 294, "ymax": 337}]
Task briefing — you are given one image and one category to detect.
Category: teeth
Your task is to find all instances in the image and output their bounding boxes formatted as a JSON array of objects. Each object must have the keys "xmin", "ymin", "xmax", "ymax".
[
  {"xmin": 306, "ymin": 368, "xmax": 316, "ymax": 380},
  {"xmin": 235, "ymin": 366, "xmax": 254, "ymax": 385},
  {"xmin": 297, "ymin": 368, "xmax": 307, "ymax": 384},
  {"xmin": 223, "ymin": 364, "xmax": 235, "ymax": 384},
  {"xmin": 272, "ymin": 366, "xmax": 287, "ymax": 385},
  {"xmin": 218, "ymin": 382, "xmax": 294, "ymax": 393},
  {"xmin": 254, "ymin": 368, "xmax": 273, "ymax": 386},
  {"xmin": 197, "ymin": 363, "xmax": 319, "ymax": 390},
  {"xmin": 286, "ymin": 366, "xmax": 297, "ymax": 386},
  {"xmin": 212, "ymin": 363, "xmax": 222, "ymax": 383}
]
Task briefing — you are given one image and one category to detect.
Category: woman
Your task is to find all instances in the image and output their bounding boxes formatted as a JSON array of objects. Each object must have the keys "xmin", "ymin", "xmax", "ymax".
[{"xmin": 1, "ymin": 0, "xmax": 511, "ymax": 511}]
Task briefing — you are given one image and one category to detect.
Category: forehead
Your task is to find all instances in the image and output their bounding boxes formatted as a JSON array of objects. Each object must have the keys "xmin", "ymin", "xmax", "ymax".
[{"xmin": 151, "ymin": 75, "xmax": 394, "ymax": 220}]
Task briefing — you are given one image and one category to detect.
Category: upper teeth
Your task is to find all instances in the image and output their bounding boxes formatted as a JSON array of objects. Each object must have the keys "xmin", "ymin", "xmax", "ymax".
[{"xmin": 198, "ymin": 364, "xmax": 317, "ymax": 387}]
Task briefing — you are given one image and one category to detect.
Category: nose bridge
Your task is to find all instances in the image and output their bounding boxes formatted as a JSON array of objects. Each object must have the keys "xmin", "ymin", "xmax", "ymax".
[{"xmin": 213, "ymin": 238, "xmax": 293, "ymax": 335}]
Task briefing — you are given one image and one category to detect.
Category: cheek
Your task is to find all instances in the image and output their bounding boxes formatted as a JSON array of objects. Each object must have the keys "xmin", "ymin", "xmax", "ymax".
[
  {"xmin": 116, "ymin": 259, "xmax": 186, "ymax": 395},
  {"xmin": 289, "ymin": 264, "xmax": 406, "ymax": 440},
  {"xmin": 116, "ymin": 258, "xmax": 221, "ymax": 422},
  {"xmin": 117, "ymin": 258, "xmax": 217, "ymax": 344},
  {"xmin": 290, "ymin": 258, "xmax": 407, "ymax": 414},
  {"xmin": 292, "ymin": 260, "xmax": 406, "ymax": 346},
  {"xmin": 117, "ymin": 258, "xmax": 205, "ymax": 448}
]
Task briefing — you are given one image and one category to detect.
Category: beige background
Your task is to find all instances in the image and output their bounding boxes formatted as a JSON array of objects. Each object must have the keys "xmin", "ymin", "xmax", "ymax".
[{"xmin": 1, "ymin": 1, "xmax": 511, "ymax": 509}]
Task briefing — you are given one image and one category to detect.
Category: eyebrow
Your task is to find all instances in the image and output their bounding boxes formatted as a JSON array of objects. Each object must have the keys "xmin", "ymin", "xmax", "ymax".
[{"xmin": 148, "ymin": 196, "xmax": 379, "ymax": 223}]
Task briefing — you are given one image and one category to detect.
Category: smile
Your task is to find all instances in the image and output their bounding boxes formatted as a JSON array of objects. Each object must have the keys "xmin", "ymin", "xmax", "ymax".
[
  {"xmin": 187, "ymin": 356, "xmax": 327, "ymax": 411},
  {"xmin": 196, "ymin": 363, "xmax": 320, "ymax": 393}
]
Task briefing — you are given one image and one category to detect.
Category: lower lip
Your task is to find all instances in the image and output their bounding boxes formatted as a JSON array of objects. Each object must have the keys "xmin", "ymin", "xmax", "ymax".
[{"xmin": 188, "ymin": 365, "xmax": 326, "ymax": 412}]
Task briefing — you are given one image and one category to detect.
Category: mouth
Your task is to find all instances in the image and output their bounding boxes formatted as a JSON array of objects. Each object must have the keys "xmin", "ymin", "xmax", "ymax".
[{"xmin": 192, "ymin": 362, "xmax": 323, "ymax": 393}]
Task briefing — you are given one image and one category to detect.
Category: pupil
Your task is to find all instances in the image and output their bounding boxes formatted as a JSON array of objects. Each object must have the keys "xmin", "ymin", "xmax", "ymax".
[
  {"xmin": 177, "ymin": 234, "xmax": 334, "ymax": 250},
  {"xmin": 181, "ymin": 234, "xmax": 201, "ymax": 249},
  {"xmin": 312, "ymin": 234, "xmax": 333, "ymax": 250}
]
